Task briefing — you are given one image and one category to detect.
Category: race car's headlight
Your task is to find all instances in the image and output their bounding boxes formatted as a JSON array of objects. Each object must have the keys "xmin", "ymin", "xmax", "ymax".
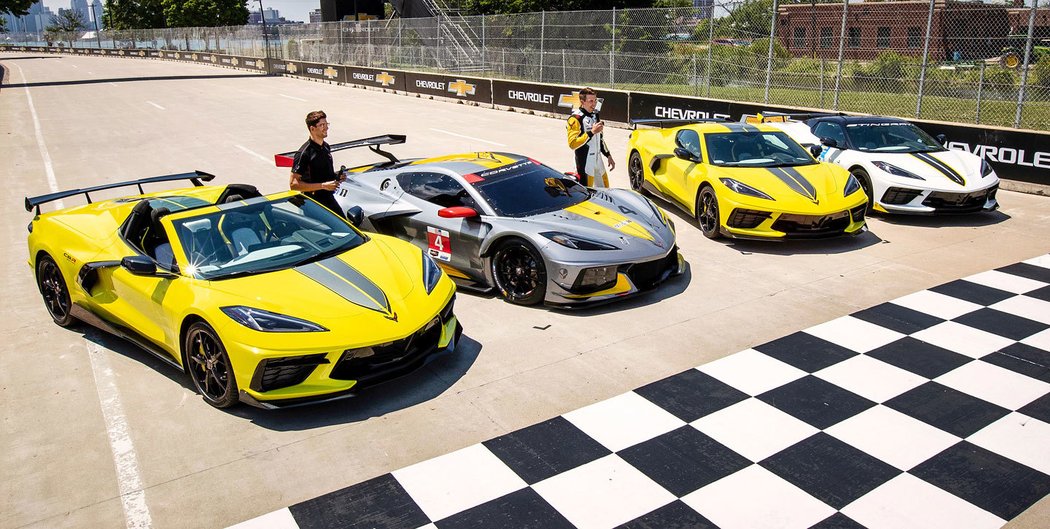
[
  {"xmin": 844, "ymin": 174, "xmax": 862, "ymax": 197},
  {"xmin": 981, "ymin": 159, "xmax": 995, "ymax": 177},
  {"xmin": 872, "ymin": 161, "xmax": 925, "ymax": 180},
  {"xmin": 423, "ymin": 252, "xmax": 442, "ymax": 294},
  {"xmin": 541, "ymin": 232, "xmax": 619, "ymax": 251},
  {"xmin": 221, "ymin": 306, "xmax": 328, "ymax": 332},
  {"xmin": 719, "ymin": 178, "xmax": 774, "ymax": 200}
]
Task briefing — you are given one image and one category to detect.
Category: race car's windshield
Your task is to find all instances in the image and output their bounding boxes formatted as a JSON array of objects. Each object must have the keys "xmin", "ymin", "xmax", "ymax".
[
  {"xmin": 470, "ymin": 159, "xmax": 590, "ymax": 217},
  {"xmin": 846, "ymin": 122, "xmax": 945, "ymax": 153},
  {"xmin": 170, "ymin": 195, "xmax": 367, "ymax": 280},
  {"xmin": 704, "ymin": 131, "xmax": 816, "ymax": 167}
]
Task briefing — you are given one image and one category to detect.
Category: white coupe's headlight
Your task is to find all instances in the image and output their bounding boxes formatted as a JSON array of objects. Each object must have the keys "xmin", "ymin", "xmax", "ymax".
[
  {"xmin": 423, "ymin": 252, "xmax": 442, "ymax": 294},
  {"xmin": 221, "ymin": 306, "xmax": 327, "ymax": 332},
  {"xmin": 720, "ymin": 178, "xmax": 774, "ymax": 200},
  {"xmin": 844, "ymin": 174, "xmax": 862, "ymax": 197},
  {"xmin": 872, "ymin": 161, "xmax": 925, "ymax": 180},
  {"xmin": 981, "ymin": 159, "xmax": 995, "ymax": 177}
]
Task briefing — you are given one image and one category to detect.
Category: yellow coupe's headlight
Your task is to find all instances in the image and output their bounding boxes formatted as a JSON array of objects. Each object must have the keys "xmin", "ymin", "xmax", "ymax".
[
  {"xmin": 720, "ymin": 178, "xmax": 774, "ymax": 200},
  {"xmin": 844, "ymin": 174, "xmax": 862, "ymax": 197},
  {"xmin": 221, "ymin": 306, "xmax": 328, "ymax": 332},
  {"xmin": 423, "ymin": 253, "xmax": 442, "ymax": 294}
]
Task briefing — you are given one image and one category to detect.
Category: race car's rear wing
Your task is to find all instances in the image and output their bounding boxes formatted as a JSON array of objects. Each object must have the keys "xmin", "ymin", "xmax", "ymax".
[
  {"xmin": 630, "ymin": 118, "xmax": 727, "ymax": 129},
  {"xmin": 741, "ymin": 111, "xmax": 844, "ymax": 124},
  {"xmin": 25, "ymin": 170, "xmax": 216, "ymax": 214},
  {"xmin": 274, "ymin": 134, "xmax": 407, "ymax": 167}
]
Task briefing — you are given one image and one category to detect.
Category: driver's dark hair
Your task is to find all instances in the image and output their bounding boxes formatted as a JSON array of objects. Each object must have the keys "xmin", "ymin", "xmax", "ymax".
[{"xmin": 306, "ymin": 110, "xmax": 327, "ymax": 129}]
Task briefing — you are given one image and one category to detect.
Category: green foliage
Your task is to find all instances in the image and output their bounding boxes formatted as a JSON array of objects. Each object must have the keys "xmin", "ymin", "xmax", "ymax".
[
  {"xmin": 851, "ymin": 51, "xmax": 913, "ymax": 92},
  {"xmin": 976, "ymin": 66, "xmax": 1015, "ymax": 88},
  {"xmin": 47, "ymin": 9, "xmax": 87, "ymax": 32},
  {"xmin": 161, "ymin": 0, "xmax": 248, "ymax": 27},
  {"xmin": 103, "ymin": 0, "xmax": 166, "ymax": 30},
  {"xmin": 1035, "ymin": 56, "xmax": 1050, "ymax": 87},
  {"xmin": 0, "ymin": 0, "xmax": 35, "ymax": 17}
]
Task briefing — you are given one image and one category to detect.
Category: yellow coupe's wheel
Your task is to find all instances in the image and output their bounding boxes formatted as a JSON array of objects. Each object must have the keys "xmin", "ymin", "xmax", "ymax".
[
  {"xmin": 36, "ymin": 254, "xmax": 75, "ymax": 327},
  {"xmin": 185, "ymin": 321, "xmax": 239, "ymax": 408},
  {"xmin": 628, "ymin": 151, "xmax": 645, "ymax": 192},
  {"xmin": 696, "ymin": 186, "xmax": 722, "ymax": 239}
]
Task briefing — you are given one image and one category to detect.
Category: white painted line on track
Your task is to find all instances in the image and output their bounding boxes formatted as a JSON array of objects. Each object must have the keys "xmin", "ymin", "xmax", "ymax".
[
  {"xmin": 19, "ymin": 62, "xmax": 152, "ymax": 529},
  {"xmin": 279, "ymin": 93, "xmax": 307, "ymax": 102},
  {"xmin": 146, "ymin": 101, "xmax": 165, "ymax": 110},
  {"xmin": 87, "ymin": 341, "xmax": 153, "ymax": 529},
  {"xmin": 235, "ymin": 144, "xmax": 272, "ymax": 164},
  {"xmin": 71, "ymin": 64, "xmax": 79, "ymax": 68},
  {"xmin": 13, "ymin": 62, "xmax": 62, "ymax": 209},
  {"xmin": 429, "ymin": 128, "xmax": 507, "ymax": 147}
]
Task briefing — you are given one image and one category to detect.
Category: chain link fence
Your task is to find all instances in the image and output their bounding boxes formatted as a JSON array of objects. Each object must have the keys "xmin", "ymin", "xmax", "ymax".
[{"xmin": 6, "ymin": 1, "xmax": 1048, "ymax": 130}]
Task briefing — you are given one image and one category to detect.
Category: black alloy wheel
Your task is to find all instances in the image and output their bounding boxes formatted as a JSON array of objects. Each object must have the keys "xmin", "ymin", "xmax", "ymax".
[
  {"xmin": 696, "ymin": 186, "xmax": 722, "ymax": 239},
  {"xmin": 36, "ymin": 254, "xmax": 75, "ymax": 327},
  {"xmin": 184, "ymin": 321, "xmax": 239, "ymax": 408},
  {"xmin": 851, "ymin": 168, "xmax": 875, "ymax": 213},
  {"xmin": 491, "ymin": 239, "xmax": 547, "ymax": 306},
  {"xmin": 628, "ymin": 151, "xmax": 646, "ymax": 192}
]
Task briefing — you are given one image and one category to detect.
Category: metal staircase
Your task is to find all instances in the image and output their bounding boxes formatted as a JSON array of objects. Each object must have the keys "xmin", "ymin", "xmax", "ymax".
[{"xmin": 418, "ymin": 0, "xmax": 484, "ymax": 71}]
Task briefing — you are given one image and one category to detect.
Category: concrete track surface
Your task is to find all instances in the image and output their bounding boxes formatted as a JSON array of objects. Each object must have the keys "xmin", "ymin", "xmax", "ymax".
[{"xmin": 1, "ymin": 52, "xmax": 1048, "ymax": 529}]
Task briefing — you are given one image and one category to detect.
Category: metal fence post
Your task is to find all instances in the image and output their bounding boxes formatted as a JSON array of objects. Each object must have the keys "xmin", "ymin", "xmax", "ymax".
[
  {"xmin": 693, "ymin": 53, "xmax": 698, "ymax": 97},
  {"xmin": 539, "ymin": 11, "xmax": 545, "ymax": 82},
  {"xmin": 398, "ymin": 18, "xmax": 402, "ymax": 65},
  {"xmin": 915, "ymin": 0, "xmax": 936, "ymax": 118},
  {"xmin": 610, "ymin": 8, "xmax": 617, "ymax": 86},
  {"xmin": 1014, "ymin": 0, "xmax": 1039, "ymax": 129},
  {"xmin": 976, "ymin": 61, "xmax": 985, "ymax": 125},
  {"xmin": 706, "ymin": 0, "xmax": 715, "ymax": 97},
  {"xmin": 820, "ymin": 58, "xmax": 825, "ymax": 108},
  {"xmin": 367, "ymin": 20, "xmax": 372, "ymax": 67},
  {"xmin": 563, "ymin": 48, "xmax": 567, "ymax": 83},
  {"xmin": 481, "ymin": 14, "xmax": 486, "ymax": 73},
  {"xmin": 832, "ymin": 0, "xmax": 849, "ymax": 110},
  {"xmin": 764, "ymin": 0, "xmax": 780, "ymax": 104}
]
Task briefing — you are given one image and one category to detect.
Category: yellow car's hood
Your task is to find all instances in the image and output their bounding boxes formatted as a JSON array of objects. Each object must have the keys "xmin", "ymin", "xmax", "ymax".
[
  {"xmin": 713, "ymin": 162, "xmax": 852, "ymax": 211},
  {"xmin": 201, "ymin": 236, "xmax": 420, "ymax": 323}
]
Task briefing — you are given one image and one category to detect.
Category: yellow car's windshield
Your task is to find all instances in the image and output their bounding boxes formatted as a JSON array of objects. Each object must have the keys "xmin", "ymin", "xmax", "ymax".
[
  {"xmin": 704, "ymin": 131, "xmax": 816, "ymax": 167},
  {"xmin": 171, "ymin": 195, "xmax": 366, "ymax": 280}
]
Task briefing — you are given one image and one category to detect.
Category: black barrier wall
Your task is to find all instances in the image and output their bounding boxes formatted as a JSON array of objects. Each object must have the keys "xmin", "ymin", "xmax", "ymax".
[{"xmin": 3, "ymin": 45, "xmax": 1047, "ymax": 186}]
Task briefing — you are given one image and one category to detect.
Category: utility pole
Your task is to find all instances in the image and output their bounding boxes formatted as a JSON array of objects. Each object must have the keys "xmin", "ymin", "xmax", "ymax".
[{"xmin": 88, "ymin": 3, "xmax": 101, "ymax": 49}]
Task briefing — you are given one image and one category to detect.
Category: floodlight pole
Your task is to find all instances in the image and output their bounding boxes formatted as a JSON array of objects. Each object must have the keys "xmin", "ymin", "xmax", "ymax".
[{"xmin": 89, "ymin": 3, "xmax": 101, "ymax": 49}]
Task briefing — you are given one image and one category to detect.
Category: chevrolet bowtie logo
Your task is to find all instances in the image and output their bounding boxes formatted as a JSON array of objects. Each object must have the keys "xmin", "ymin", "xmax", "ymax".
[
  {"xmin": 191, "ymin": 53, "xmax": 198, "ymax": 61},
  {"xmin": 231, "ymin": 57, "xmax": 239, "ymax": 66},
  {"xmin": 558, "ymin": 92, "xmax": 604, "ymax": 111},
  {"xmin": 377, "ymin": 71, "xmax": 395, "ymax": 86},
  {"xmin": 287, "ymin": 62, "xmax": 298, "ymax": 73},
  {"xmin": 448, "ymin": 79, "xmax": 476, "ymax": 97},
  {"xmin": 210, "ymin": 55, "xmax": 217, "ymax": 63},
  {"xmin": 324, "ymin": 67, "xmax": 338, "ymax": 79}
]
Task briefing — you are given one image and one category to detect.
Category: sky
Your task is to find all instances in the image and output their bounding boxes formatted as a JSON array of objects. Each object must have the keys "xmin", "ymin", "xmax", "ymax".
[{"xmin": 41, "ymin": 0, "xmax": 322, "ymax": 25}]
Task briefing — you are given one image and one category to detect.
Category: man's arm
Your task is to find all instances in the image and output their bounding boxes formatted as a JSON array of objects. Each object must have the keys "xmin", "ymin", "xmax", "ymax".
[
  {"xmin": 289, "ymin": 172, "xmax": 339, "ymax": 192},
  {"xmin": 567, "ymin": 116, "xmax": 590, "ymax": 150}
]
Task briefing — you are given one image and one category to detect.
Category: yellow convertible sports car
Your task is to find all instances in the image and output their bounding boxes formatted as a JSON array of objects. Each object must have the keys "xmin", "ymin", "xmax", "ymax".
[
  {"xmin": 26, "ymin": 172, "xmax": 461, "ymax": 409},
  {"xmin": 626, "ymin": 120, "xmax": 868, "ymax": 240}
]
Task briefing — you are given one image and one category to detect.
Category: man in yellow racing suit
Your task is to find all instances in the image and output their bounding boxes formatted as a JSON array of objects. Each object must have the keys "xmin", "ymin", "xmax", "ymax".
[{"xmin": 566, "ymin": 87, "xmax": 615, "ymax": 187}]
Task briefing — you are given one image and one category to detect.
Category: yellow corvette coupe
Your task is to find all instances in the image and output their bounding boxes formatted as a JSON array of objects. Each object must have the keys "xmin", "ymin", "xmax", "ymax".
[
  {"xmin": 626, "ymin": 120, "xmax": 868, "ymax": 240},
  {"xmin": 26, "ymin": 172, "xmax": 461, "ymax": 409}
]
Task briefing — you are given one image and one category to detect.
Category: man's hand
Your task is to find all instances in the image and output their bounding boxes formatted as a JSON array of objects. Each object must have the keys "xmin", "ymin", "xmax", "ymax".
[
  {"xmin": 591, "ymin": 121, "xmax": 604, "ymax": 134},
  {"xmin": 320, "ymin": 180, "xmax": 340, "ymax": 191},
  {"xmin": 606, "ymin": 155, "xmax": 616, "ymax": 171}
]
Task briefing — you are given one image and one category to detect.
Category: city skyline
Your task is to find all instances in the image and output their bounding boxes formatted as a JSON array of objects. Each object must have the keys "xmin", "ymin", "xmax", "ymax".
[{"xmin": 39, "ymin": 0, "xmax": 321, "ymax": 25}]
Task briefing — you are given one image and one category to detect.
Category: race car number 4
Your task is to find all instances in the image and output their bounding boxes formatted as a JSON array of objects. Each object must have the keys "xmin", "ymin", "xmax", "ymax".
[{"xmin": 427, "ymin": 226, "xmax": 452, "ymax": 262}]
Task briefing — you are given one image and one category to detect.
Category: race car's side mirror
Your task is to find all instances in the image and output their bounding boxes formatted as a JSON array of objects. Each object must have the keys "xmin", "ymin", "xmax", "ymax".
[
  {"xmin": 820, "ymin": 137, "xmax": 838, "ymax": 148},
  {"xmin": 121, "ymin": 255, "xmax": 176, "ymax": 278},
  {"xmin": 936, "ymin": 134, "xmax": 947, "ymax": 145},
  {"xmin": 673, "ymin": 147, "xmax": 699, "ymax": 162},
  {"xmin": 345, "ymin": 205, "xmax": 364, "ymax": 228},
  {"xmin": 809, "ymin": 144, "xmax": 823, "ymax": 158},
  {"xmin": 438, "ymin": 206, "xmax": 479, "ymax": 219}
]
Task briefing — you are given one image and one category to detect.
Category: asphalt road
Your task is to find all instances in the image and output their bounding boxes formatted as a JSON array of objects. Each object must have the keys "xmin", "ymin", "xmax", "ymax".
[{"xmin": 2, "ymin": 52, "xmax": 1049, "ymax": 529}]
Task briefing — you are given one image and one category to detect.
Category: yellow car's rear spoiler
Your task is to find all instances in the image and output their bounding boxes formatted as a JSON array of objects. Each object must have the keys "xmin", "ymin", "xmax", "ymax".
[
  {"xmin": 741, "ymin": 111, "xmax": 844, "ymax": 124},
  {"xmin": 630, "ymin": 118, "xmax": 727, "ymax": 129},
  {"xmin": 25, "ymin": 170, "xmax": 216, "ymax": 214}
]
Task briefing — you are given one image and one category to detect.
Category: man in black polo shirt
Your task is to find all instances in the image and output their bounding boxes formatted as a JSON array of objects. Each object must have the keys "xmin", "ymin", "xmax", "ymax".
[{"xmin": 290, "ymin": 110, "xmax": 345, "ymax": 216}]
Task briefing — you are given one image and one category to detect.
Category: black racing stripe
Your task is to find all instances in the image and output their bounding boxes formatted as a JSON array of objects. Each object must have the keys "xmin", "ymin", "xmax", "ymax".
[
  {"xmin": 768, "ymin": 166, "xmax": 818, "ymax": 202},
  {"xmin": 912, "ymin": 152, "xmax": 965, "ymax": 186},
  {"xmin": 296, "ymin": 257, "xmax": 390, "ymax": 314}
]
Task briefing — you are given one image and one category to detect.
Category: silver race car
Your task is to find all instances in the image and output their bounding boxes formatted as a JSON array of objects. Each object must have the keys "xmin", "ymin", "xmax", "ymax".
[{"xmin": 277, "ymin": 136, "xmax": 685, "ymax": 306}]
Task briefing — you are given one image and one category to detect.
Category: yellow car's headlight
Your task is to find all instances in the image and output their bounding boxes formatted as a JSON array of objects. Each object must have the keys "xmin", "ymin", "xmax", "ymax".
[
  {"xmin": 221, "ymin": 306, "xmax": 328, "ymax": 332},
  {"xmin": 720, "ymin": 178, "xmax": 774, "ymax": 200},
  {"xmin": 423, "ymin": 253, "xmax": 443, "ymax": 294}
]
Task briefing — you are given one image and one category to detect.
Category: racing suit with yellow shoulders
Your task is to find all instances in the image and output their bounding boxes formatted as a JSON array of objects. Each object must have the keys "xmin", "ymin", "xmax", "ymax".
[{"xmin": 566, "ymin": 108, "xmax": 610, "ymax": 188}]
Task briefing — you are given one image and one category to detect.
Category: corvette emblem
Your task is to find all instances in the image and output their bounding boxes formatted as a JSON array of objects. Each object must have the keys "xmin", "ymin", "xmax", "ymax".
[{"xmin": 384, "ymin": 312, "xmax": 399, "ymax": 322}]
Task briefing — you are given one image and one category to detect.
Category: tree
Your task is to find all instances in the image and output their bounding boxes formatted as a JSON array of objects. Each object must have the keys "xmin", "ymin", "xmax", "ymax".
[
  {"xmin": 161, "ymin": 0, "xmax": 248, "ymax": 28},
  {"xmin": 103, "ymin": 0, "xmax": 166, "ymax": 30},
  {"xmin": 48, "ymin": 9, "xmax": 88, "ymax": 31},
  {"xmin": 1, "ymin": 0, "xmax": 35, "ymax": 17}
]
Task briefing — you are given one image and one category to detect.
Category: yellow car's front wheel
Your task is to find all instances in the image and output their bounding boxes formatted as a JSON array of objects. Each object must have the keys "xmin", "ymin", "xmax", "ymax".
[
  {"xmin": 696, "ymin": 186, "xmax": 722, "ymax": 239},
  {"xmin": 185, "ymin": 321, "xmax": 240, "ymax": 408},
  {"xmin": 628, "ymin": 151, "xmax": 645, "ymax": 192}
]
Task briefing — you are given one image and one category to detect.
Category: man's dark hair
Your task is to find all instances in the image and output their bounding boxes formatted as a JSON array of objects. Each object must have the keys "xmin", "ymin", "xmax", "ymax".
[
  {"xmin": 578, "ymin": 87, "xmax": 597, "ymax": 101},
  {"xmin": 306, "ymin": 110, "xmax": 327, "ymax": 128}
]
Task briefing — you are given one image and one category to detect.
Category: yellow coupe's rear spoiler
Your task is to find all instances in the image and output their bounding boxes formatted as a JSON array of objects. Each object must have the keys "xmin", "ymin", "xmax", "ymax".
[
  {"xmin": 741, "ymin": 111, "xmax": 844, "ymax": 124},
  {"xmin": 630, "ymin": 118, "xmax": 727, "ymax": 129},
  {"xmin": 25, "ymin": 170, "xmax": 216, "ymax": 214}
]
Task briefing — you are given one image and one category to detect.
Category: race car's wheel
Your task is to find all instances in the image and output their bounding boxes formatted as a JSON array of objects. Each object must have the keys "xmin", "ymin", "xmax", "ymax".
[
  {"xmin": 628, "ymin": 151, "xmax": 645, "ymax": 192},
  {"xmin": 491, "ymin": 239, "xmax": 547, "ymax": 306},
  {"xmin": 1001, "ymin": 51, "xmax": 1022, "ymax": 69},
  {"xmin": 36, "ymin": 254, "xmax": 74, "ymax": 327},
  {"xmin": 185, "ymin": 321, "xmax": 239, "ymax": 408},
  {"xmin": 851, "ymin": 168, "xmax": 875, "ymax": 213},
  {"xmin": 696, "ymin": 186, "xmax": 722, "ymax": 239}
]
